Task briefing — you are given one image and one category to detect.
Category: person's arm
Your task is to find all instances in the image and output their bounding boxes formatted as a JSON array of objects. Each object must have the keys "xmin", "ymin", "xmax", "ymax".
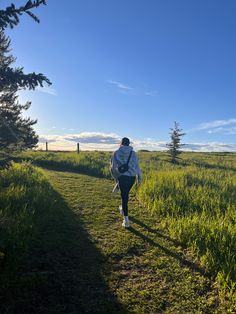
[
  {"xmin": 134, "ymin": 152, "xmax": 142, "ymax": 184},
  {"xmin": 110, "ymin": 152, "xmax": 119, "ymax": 180}
]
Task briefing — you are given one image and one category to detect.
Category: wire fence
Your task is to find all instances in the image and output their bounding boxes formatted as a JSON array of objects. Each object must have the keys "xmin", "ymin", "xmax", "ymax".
[{"xmin": 36, "ymin": 142, "xmax": 117, "ymax": 152}]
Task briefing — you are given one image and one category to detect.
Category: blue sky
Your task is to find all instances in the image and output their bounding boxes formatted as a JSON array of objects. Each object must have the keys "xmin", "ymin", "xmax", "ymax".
[{"xmin": 3, "ymin": 0, "xmax": 236, "ymax": 151}]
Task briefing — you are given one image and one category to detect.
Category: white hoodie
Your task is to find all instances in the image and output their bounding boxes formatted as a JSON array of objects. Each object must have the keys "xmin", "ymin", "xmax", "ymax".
[{"xmin": 110, "ymin": 145, "xmax": 142, "ymax": 181}]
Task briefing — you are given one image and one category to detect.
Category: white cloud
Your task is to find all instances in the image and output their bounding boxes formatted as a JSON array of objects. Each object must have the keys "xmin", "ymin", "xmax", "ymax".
[
  {"xmin": 108, "ymin": 80, "xmax": 134, "ymax": 91},
  {"xmin": 38, "ymin": 132, "xmax": 121, "ymax": 151},
  {"xmin": 107, "ymin": 80, "xmax": 159, "ymax": 97},
  {"xmin": 61, "ymin": 132, "xmax": 121, "ymax": 144},
  {"xmin": 37, "ymin": 132, "xmax": 236, "ymax": 152},
  {"xmin": 184, "ymin": 142, "xmax": 236, "ymax": 152},
  {"xmin": 207, "ymin": 127, "xmax": 236, "ymax": 135},
  {"xmin": 189, "ymin": 118, "xmax": 236, "ymax": 133},
  {"xmin": 36, "ymin": 86, "xmax": 57, "ymax": 96}
]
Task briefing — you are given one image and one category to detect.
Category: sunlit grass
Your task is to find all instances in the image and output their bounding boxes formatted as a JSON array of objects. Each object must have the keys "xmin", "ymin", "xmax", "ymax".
[
  {"xmin": 7, "ymin": 150, "xmax": 236, "ymax": 300},
  {"xmin": 20, "ymin": 150, "xmax": 111, "ymax": 178},
  {"xmin": 0, "ymin": 162, "xmax": 55, "ymax": 265},
  {"xmin": 137, "ymin": 166, "xmax": 236, "ymax": 294}
]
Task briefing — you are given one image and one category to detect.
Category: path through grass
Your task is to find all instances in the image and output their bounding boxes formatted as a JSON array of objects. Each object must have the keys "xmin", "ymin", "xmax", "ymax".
[
  {"xmin": 42, "ymin": 169, "xmax": 232, "ymax": 313},
  {"xmin": 1, "ymin": 167, "xmax": 234, "ymax": 313}
]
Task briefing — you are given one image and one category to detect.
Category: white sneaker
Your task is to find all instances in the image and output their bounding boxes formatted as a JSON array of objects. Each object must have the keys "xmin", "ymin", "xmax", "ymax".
[
  {"xmin": 122, "ymin": 217, "xmax": 130, "ymax": 228},
  {"xmin": 119, "ymin": 205, "xmax": 124, "ymax": 215}
]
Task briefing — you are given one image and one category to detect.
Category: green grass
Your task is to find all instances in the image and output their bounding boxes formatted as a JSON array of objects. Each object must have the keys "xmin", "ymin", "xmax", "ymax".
[
  {"xmin": 0, "ymin": 163, "xmax": 55, "ymax": 264},
  {"xmin": 1, "ymin": 165, "xmax": 233, "ymax": 313},
  {"xmin": 0, "ymin": 164, "xmax": 125, "ymax": 313},
  {"xmin": 19, "ymin": 150, "xmax": 111, "ymax": 178},
  {"xmin": 1, "ymin": 152, "xmax": 235, "ymax": 312},
  {"xmin": 137, "ymin": 156, "xmax": 236, "ymax": 297},
  {"xmin": 18, "ymin": 151, "xmax": 236, "ymax": 296}
]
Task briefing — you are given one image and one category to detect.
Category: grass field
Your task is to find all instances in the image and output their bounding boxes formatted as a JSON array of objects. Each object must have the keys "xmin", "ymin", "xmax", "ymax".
[{"xmin": 0, "ymin": 151, "xmax": 235, "ymax": 313}]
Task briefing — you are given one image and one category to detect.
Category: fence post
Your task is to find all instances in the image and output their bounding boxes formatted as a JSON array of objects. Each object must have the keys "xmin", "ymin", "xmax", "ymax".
[
  {"xmin": 77, "ymin": 143, "xmax": 80, "ymax": 154},
  {"xmin": 46, "ymin": 142, "xmax": 48, "ymax": 152}
]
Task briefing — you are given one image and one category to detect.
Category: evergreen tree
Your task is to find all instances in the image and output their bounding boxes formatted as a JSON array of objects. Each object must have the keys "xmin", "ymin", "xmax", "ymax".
[
  {"xmin": 0, "ymin": 1, "xmax": 51, "ymax": 159},
  {"xmin": 0, "ymin": 0, "xmax": 46, "ymax": 29},
  {"xmin": 166, "ymin": 121, "xmax": 185, "ymax": 163}
]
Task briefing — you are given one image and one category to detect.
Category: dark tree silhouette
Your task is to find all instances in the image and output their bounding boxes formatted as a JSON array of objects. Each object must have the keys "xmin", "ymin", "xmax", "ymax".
[
  {"xmin": 0, "ymin": 0, "xmax": 46, "ymax": 29},
  {"xmin": 0, "ymin": 1, "xmax": 51, "ymax": 160}
]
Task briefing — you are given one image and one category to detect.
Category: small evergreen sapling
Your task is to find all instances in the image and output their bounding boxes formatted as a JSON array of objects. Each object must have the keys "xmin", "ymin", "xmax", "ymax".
[{"xmin": 166, "ymin": 122, "xmax": 185, "ymax": 163}]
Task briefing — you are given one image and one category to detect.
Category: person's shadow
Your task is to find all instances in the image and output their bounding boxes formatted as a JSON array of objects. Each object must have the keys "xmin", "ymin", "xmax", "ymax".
[{"xmin": 128, "ymin": 216, "xmax": 211, "ymax": 279}]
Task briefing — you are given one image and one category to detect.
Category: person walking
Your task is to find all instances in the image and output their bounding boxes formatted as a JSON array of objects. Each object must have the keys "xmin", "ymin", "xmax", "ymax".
[{"xmin": 111, "ymin": 137, "xmax": 142, "ymax": 228}]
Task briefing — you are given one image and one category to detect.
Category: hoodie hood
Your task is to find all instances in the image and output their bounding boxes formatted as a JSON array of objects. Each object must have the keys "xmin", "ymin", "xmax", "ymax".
[
  {"xmin": 118, "ymin": 145, "xmax": 133, "ymax": 153},
  {"xmin": 115, "ymin": 145, "xmax": 133, "ymax": 165}
]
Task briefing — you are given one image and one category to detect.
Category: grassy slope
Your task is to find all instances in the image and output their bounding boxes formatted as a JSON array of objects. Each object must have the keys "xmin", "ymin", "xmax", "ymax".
[{"xmin": 1, "ymin": 166, "xmax": 234, "ymax": 313}]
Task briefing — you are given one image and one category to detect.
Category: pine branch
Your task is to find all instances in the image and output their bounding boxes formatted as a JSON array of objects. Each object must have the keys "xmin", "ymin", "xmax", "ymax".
[
  {"xmin": 0, "ymin": 0, "xmax": 47, "ymax": 29},
  {"xmin": 0, "ymin": 2, "xmax": 50, "ymax": 154},
  {"xmin": 0, "ymin": 67, "xmax": 51, "ymax": 91}
]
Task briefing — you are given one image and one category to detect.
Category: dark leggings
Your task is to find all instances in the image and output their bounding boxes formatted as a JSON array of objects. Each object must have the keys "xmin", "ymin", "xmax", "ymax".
[{"xmin": 118, "ymin": 175, "xmax": 136, "ymax": 216}]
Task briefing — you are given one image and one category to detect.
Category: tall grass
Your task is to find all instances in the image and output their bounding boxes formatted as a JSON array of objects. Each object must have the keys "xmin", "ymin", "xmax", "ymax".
[
  {"xmin": 20, "ymin": 151, "xmax": 111, "ymax": 178},
  {"xmin": 0, "ymin": 162, "xmax": 55, "ymax": 266},
  {"xmin": 17, "ymin": 151, "xmax": 236, "ymax": 299},
  {"xmin": 137, "ymin": 156, "xmax": 236, "ymax": 298}
]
